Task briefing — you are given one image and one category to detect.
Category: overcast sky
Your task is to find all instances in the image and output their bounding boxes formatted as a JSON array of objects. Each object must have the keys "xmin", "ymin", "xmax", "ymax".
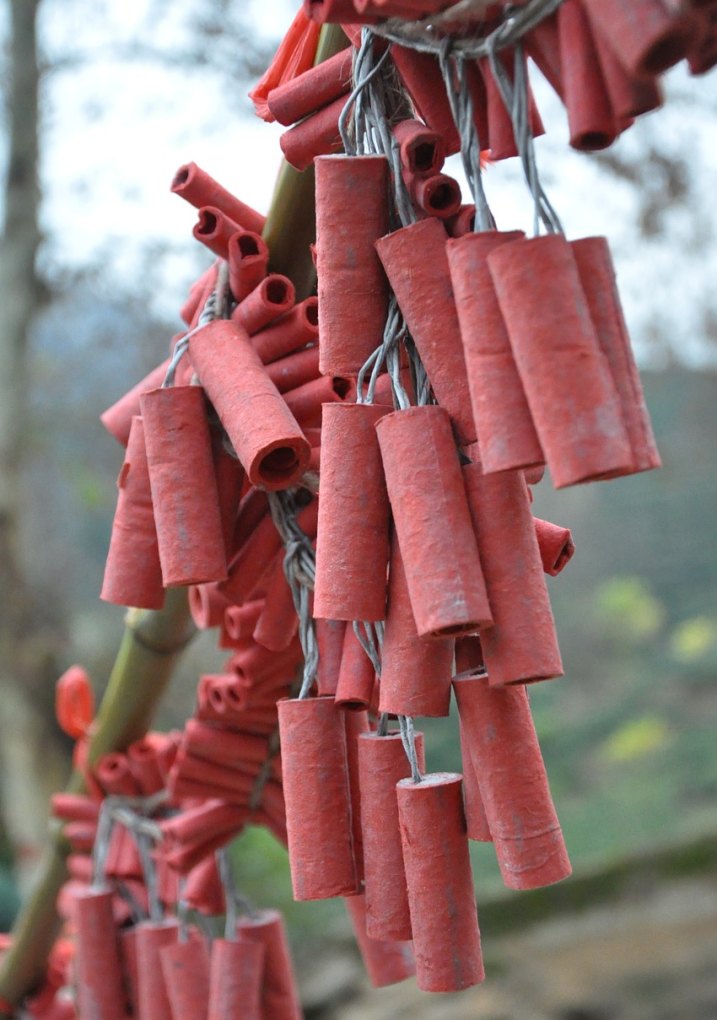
[{"xmin": 5, "ymin": 1, "xmax": 717, "ymax": 366}]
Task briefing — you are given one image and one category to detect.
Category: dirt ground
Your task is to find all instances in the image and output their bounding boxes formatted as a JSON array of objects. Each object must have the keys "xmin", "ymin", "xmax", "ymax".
[{"xmin": 302, "ymin": 875, "xmax": 717, "ymax": 1019}]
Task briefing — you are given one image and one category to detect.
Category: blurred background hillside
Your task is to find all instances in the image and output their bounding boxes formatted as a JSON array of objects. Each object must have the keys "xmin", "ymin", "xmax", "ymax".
[{"xmin": 0, "ymin": 2, "xmax": 716, "ymax": 1017}]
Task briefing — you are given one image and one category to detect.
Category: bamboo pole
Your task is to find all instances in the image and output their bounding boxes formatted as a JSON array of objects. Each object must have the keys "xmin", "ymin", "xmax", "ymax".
[{"xmin": 0, "ymin": 22, "xmax": 345, "ymax": 1014}]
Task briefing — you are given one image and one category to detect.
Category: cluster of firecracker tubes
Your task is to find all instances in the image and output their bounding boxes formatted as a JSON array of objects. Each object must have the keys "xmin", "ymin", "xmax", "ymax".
[{"xmin": 5, "ymin": 0, "xmax": 715, "ymax": 1017}]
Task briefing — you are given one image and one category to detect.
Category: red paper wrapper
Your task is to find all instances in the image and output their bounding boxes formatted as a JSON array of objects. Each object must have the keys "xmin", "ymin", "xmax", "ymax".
[
  {"xmin": 189, "ymin": 320, "xmax": 310, "ymax": 490},
  {"xmin": 315, "ymin": 154, "xmax": 390, "ymax": 375},
  {"xmin": 316, "ymin": 618, "xmax": 346, "ymax": 696},
  {"xmin": 580, "ymin": 0, "xmax": 697, "ymax": 77},
  {"xmin": 376, "ymin": 217, "xmax": 475, "ymax": 444},
  {"xmin": 160, "ymin": 938, "xmax": 210, "ymax": 1020},
  {"xmin": 376, "ymin": 405, "xmax": 492, "ymax": 639},
  {"xmin": 534, "ymin": 516, "xmax": 576, "ymax": 576},
  {"xmin": 411, "ymin": 172, "xmax": 462, "ymax": 219},
  {"xmin": 236, "ymin": 909, "xmax": 302, "ymax": 1020},
  {"xmin": 454, "ymin": 675, "xmax": 572, "ymax": 889},
  {"xmin": 74, "ymin": 887, "xmax": 127, "ymax": 1020},
  {"xmin": 343, "ymin": 708, "xmax": 371, "ymax": 881},
  {"xmin": 459, "ymin": 718, "xmax": 492, "ymax": 841},
  {"xmin": 280, "ymin": 94, "xmax": 346, "ymax": 171},
  {"xmin": 227, "ymin": 230, "xmax": 269, "ymax": 302},
  {"xmin": 250, "ymin": 297, "xmax": 319, "ymax": 362},
  {"xmin": 171, "ymin": 162, "xmax": 265, "ymax": 235},
  {"xmin": 559, "ymin": 0, "xmax": 618, "ymax": 151},
  {"xmin": 390, "ymin": 46, "xmax": 461, "ymax": 154},
  {"xmin": 463, "ymin": 464, "xmax": 563, "ymax": 686},
  {"xmin": 100, "ymin": 358, "xmax": 171, "ymax": 447},
  {"xmin": 335, "ymin": 624, "xmax": 376, "ymax": 710},
  {"xmin": 314, "ymin": 402, "xmax": 390, "ymax": 621},
  {"xmin": 265, "ymin": 345, "xmax": 320, "ymax": 393},
  {"xmin": 135, "ymin": 920, "xmax": 180, "ymax": 1020},
  {"xmin": 358, "ymin": 731, "xmax": 425, "ymax": 940},
  {"xmin": 208, "ymin": 938, "xmax": 264, "ymax": 1020},
  {"xmin": 193, "ymin": 206, "xmax": 242, "ymax": 259},
  {"xmin": 141, "ymin": 386, "xmax": 227, "ymax": 587},
  {"xmin": 344, "ymin": 894, "xmax": 416, "ymax": 988},
  {"xmin": 397, "ymin": 773, "xmax": 485, "ymax": 992},
  {"xmin": 268, "ymin": 46, "xmax": 352, "ymax": 125},
  {"xmin": 393, "ymin": 117, "xmax": 446, "ymax": 176},
  {"xmin": 278, "ymin": 695, "xmax": 359, "ymax": 899},
  {"xmin": 447, "ymin": 228, "xmax": 544, "ymax": 474},
  {"xmin": 231, "ymin": 275, "xmax": 296, "ymax": 335}
]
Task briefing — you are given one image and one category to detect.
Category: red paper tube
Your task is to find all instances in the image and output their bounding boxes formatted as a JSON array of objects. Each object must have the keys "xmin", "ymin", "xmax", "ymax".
[
  {"xmin": 379, "ymin": 533, "xmax": 454, "ymax": 716},
  {"xmin": 304, "ymin": 0, "xmax": 378, "ymax": 22},
  {"xmin": 344, "ymin": 709, "xmax": 370, "ymax": 882},
  {"xmin": 390, "ymin": 46, "xmax": 461, "ymax": 154},
  {"xmin": 459, "ymin": 719, "xmax": 492, "ymax": 841},
  {"xmin": 315, "ymin": 154, "xmax": 390, "ymax": 375},
  {"xmin": 231, "ymin": 274, "xmax": 296, "ymax": 335},
  {"xmin": 524, "ymin": 14, "xmax": 564, "ymax": 97},
  {"xmin": 189, "ymin": 320, "xmax": 311, "ymax": 490},
  {"xmin": 162, "ymin": 834, "xmax": 244, "ymax": 875},
  {"xmin": 193, "ymin": 206, "xmax": 242, "ymax": 259},
  {"xmin": 314, "ymin": 402, "xmax": 390, "ymax": 621},
  {"xmin": 375, "ymin": 217, "xmax": 475, "ymax": 444},
  {"xmin": 74, "ymin": 887, "xmax": 127, "ymax": 1020},
  {"xmin": 316, "ymin": 618, "xmax": 346, "ymax": 696},
  {"xmin": 251, "ymin": 296, "xmax": 319, "ymax": 361},
  {"xmin": 280, "ymin": 93, "xmax": 346, "ymax": 171},
  {"xmin": 358, "ymin": 731, "xmax": 425, "ymax": 940},
  {"xmin": 189, "ymin": 584, "xmax": 229, "ymax": 629},
  {"xmin": 100, "ymin": 358, "xmax": 171, "ymax": 447},
  {"xmin": 463, "ymin": 464, "xmax": 562, "ymax": 685},
  {"xmin": 172, "ymin": 162, "xmax": 266, "ymax": 235},
  {"xmin": 183, "ymin": 856, "xmax": 225, "ymax": 916},
  {"xmin": 447, "ymin": 229, "xmax": 543, "ymax": 474},
  {"xmin": 127, "ymin": 738, "xmax": 165, "ymax": 795},
  {"xmin": 64, "ymin": 822, "xmax": 96, "ymax": 853},
  {"xmin": 344, "ymin": 894, "xmax": 416, "ymax": 988},
  {"xmin": 267, "ymin": 46, "xmax": 353, "ymax": 126},
  {"xmin": 160, "ymin": 937, "xmax": 210, "ymax": 1020},
  {"xmin": 579, "ymin": 0, "xmax": 697, "ymax": 78},
  {"xmin": 208, "ymin": 938, "xmax": 264, "ymax": 1020},
  {"xmin": 571, "ymin": 235, "xmax": 661, "ymax": 474},
  {"xmin": 397, "ymin": 773, "xmax": 484, "ymax": 992},
  {"xmin": 230, "ymin": 633, "xmax": 303, "ymax": 687},
  {"xmin": 588, "ymin": 21, "xmax": 663, "ymax": 121},
  {"xmin": 488, "ymin": 235, "xmax": 632, "ymax": 487},
  {"xmin": 236, "ymin": 909, "xmax": 302, "ymax": 1020},
  {"xmin": 95, "ymin": 752, "xmax": 140, "ymax": 796},
  {"xmin": 66, "ymin": 855, "xmax": 92, "ymax": 884},
  {"xmin": 335, "ymin": 624, "xmax": 376, "ymax": 710},
  {"xmin": 558, "ymin": 0, "xmax": 618, "ymax": 151},
  {"xmin": 140, "ymin": 386, "xmax": 228, "ymax": 586},
  {"xmin": 376, "ymin": 405, "xmax": 492, "ymax": 638},
  {"xmin": 453, "ymin": 675, "xmax": 572, "ymax": 889},
  {"xmin": 480, "ymin": 52, "xmax": 545, "ymax": 160},
  {"xmin": 446, "ymin": 203, "xmax": 476, "ymax": 238},
  {"xmin": 227, "ymin": 230, "xmax": 269, "ymax": 303},
  {"xmin": 534, "ymin": 517, "xmax": 575, "ymax": 576},
  {"xmin": 210, "ymin": 429, "xmax": 245, "ymax": 558},
  {"xmin": 411, "ymin": 172, "xmax": 462, "ymax": 219},
  {"xmin": 252, "ymin": 567, "xmax": 298, "ymax": 653},
  {"xmin": 169, "ymin": 757, "xmax": 257, "ymax": 804},
  {"xmin": 233, "ymin": 486, "xmax": 270, "ymax": 550},
  {"xmin": 224, "ymin": 600, "xmax": 264, "ymax": 641},
  {"xmin": 51, "ymin": 794, "xmax": 98, "ymax": 824},
  {"xmin": 134, "ymin": 920, "xmax": 179, "ymax": 1020},
  {"xmin": 265, "ymin": 345, "xmax": 320, "ymax": 393},
  {"xmin": 183, "ymin": 720, "xmax": 273, "ymax": 768},
  {"xmin": 278, "ymin": 695, "xmax": 358, "ymax": 899},
  {"xmin": 162, "ymin": 800, "xmax": 247, "ymax": 848},
  {"xmin": 282, "ymin": 374, "xmax": 351, "ymax": 428},
  {"xmin": 101, "ymin": 415, "xmax": 164, "ymax": 609},
  {"xmin": 393, "ymin": 117, "xmax": 446, "ymax": 176}
]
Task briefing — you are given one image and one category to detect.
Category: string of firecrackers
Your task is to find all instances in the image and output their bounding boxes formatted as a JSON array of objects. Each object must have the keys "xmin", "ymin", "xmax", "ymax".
[{"xmin": 11, "ymin": 1, "xmax": 715, "ymax": 1016}]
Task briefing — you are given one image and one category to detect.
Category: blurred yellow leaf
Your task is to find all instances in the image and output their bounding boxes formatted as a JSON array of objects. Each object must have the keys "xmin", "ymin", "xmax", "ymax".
[
  {"xmin": 670, "ymin": 616, "xmax": 717, "ymax": 663},
  {"xmin": 601, "ymin": 715, "xmax": 671, "ymax": 763}
]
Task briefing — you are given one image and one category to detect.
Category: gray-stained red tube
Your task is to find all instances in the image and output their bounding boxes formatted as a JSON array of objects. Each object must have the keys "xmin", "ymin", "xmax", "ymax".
[
  {"xmin": 453, "ymin": 675, "xmax": 572, "ymax": 889},
  {"xmin": 236, "ymin": 909, "xmax": 302, "ymax": 1020},
  {"xmin": 376, "ymin": 405, "xmax": 492, "ymax": 638},
  {"xmin": 380, "ymin": 533, "xmax": 454, "ymax": 716},
  {"xmin": 572, "ymin": 235, "xmax": 661, "ymax": 474},
  {"xmin": 189, "ymin": 320, "xmax": 311, "ymax": 490},
  {"xmin": 358, "ymin": 731, "xmax": 425, "ymax": 941},
  {"xmin": 140, "ymin": 386, "xmax": 228, "ymax": 587},
  {"xmin": 74, "ymin": 887, "xmax": 127, "ymax": 1020},
  {"xmin": 397, "ymin": 773, "xmax": 485, "ymax": 992},
  {"xmin": 160, "ymin": 937, "xmax": 210, "ymax": 1020},
  {"xmin": 488, "ymin": 234, "xmax": 632, "ymax": 487},
  {"xmin": 314, "ymin": 402, "xmax": 390, "ymax": 621},
  {"xmin": 376, "ymin": 217, "xmax": 475, "ymax": 445},
  {"xmin": 447, "ymin": 229, "xmax": 544, "ymax": 474},
  {"xmin": 100, "ymin": 416, "xmax": 165, "ymax": 610},
  {"xmin": 278, "ymin": 695, "xmax": 359, "ymax": 899},
  {"xmin": 315, "ymin": 154, "xmax": 390, "ymax": 375},
  {"xmin": 463, "ymin": 463, "xmax": 563, "ymax": 686},
  {"xmin": 267, "ymin": 46, "xmax": 353, "ymax": 126},
  {"xmin": 171, "ymin": 162, "xmax": 266, "ymax": 235},
  {"xmin": 208, "ymin": 938, "xmax": 264, "ymax": 1020}
]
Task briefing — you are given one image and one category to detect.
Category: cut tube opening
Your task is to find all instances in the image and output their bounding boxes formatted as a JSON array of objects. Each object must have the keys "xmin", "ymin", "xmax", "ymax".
[
  {"xmin": 575, "ymin": 131, "xmax": 613, "ymax": 151},
  {"xmin": 305, "ymin": 300, "xmax": 319, "ymax": 326},
  {"xmin": 172, "ymin": 165, "xmax": 191, "ymax": 190},
  {"xmin": 208, "ymin": 686, "xmax": 226, "ymax": 710},
  {"xmin": 332, "ymin": 377, "xmax": 351, "ymax": 399},
  {"xmin": 197, "ymin": 210, "xmax": 217, "ymax": 235},
  {"xmin": 260, "ymin": 446, "xmax": 300, "ymax": 482},
  {"xmin": 427, "ymin": 182, "xmax": 458, "ymax": 212},
  {"xmin": 266, "ymin": 278, "xmax": 290, "ymax": 304},
  {"xmin": 410, "ymin": 140, "xmax": 437, "ymax": 173},
  {"xmin": 238, "ymin": 234, "xmax": 261, "ymax": 257}
]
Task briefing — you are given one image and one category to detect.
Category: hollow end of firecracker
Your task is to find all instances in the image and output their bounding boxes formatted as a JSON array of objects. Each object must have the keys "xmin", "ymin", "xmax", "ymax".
[
  {"xmin": 265, "ymin": 277, "xmax": 292, "ymax": 305},
  {"xmin": 237, "ymin": 233, "xmax": 262, "ymax": 257},
  {"xmin": 171, "ymin": 163, "xmax": 193, "ymax": 191},
  {"xmin": 410, "ymin": 140, "xmax": 439, "ymax": 174},
  {"xmin": 258, "ymin": 445, "xmax": 301, "ymax": 484},
  {"xmin": 196, "ymin": 209, "xmax": 218, "ymax": 236}
]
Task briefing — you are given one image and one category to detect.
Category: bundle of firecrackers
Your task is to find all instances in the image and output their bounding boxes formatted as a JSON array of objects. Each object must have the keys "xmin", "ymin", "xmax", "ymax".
[{"xmin": 20, "ymin": 0, "xmax": 713, "ymax": 1015}]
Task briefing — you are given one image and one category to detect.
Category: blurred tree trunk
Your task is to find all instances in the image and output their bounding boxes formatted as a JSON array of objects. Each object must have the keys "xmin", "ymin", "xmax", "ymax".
[{"xmin": 0, "ymin": 0, "xmax": 71, "ymax": 893}]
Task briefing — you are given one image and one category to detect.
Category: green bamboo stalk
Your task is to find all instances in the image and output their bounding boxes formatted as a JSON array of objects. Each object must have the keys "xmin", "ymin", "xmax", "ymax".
[
  {"xmin": 263, "ymin": 23, "xmax": 348, "ymax": 298},
  {"xmin": 0, "ymin": 23, "xmax": 345, "ymax": 1014}
]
